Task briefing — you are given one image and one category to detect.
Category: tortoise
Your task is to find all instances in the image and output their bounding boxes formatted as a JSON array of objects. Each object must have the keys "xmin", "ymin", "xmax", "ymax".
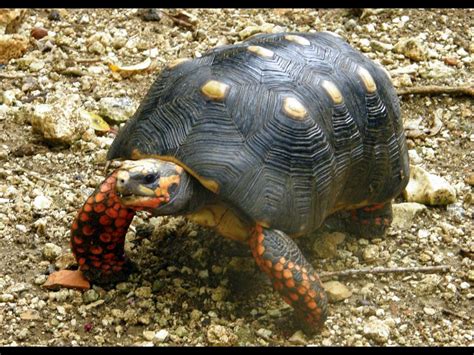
[{"xmin": 70, "ymin": 32, "xmax": 409, "ymax": 331}]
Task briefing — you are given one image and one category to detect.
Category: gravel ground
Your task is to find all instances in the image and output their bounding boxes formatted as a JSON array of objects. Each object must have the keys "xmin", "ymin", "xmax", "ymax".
[{"xmin": 0, "ymin": 8, "xmax": 473, "ymax": 346}]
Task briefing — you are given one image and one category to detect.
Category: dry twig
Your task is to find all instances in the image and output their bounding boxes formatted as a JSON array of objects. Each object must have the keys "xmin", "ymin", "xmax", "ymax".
[
  {"xmin": 320, "ymin": 265, "xmax": 450, "ymax": 280},
  {"xmin": 14, "ymin": 166, "xmax": 75, "ymax": 190},
  {"xmin": 397, "ymin": 85, "xmax": 474, "ymax": 97},
  {"xmin": 441, "ymin": 308, "xmax": 470, "ymax": 321}
]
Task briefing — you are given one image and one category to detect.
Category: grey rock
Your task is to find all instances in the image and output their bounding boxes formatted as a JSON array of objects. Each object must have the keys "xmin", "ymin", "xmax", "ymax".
[
  {"xmin": 323, "ymin": 281, "xmax": 352, "ymax": 302},
  {"xmin": 155, "ymin": 329, "xmax": 169, "ymax": 343},
  {"xmin": 82, "ymin": 289, "xmax": 100, "ymax": 304},
  {"xmin": 393, "ymin": 37, "xmax": 427, "ymax": 61},
  {"xmin": 391, "ymin": 202, "xmax": 427, "ymax": 230},
  {"xmin": 98, "ymin": 97, "xmax": 137, "ymax": 123},
  {"xmin": 29, "ymin": 94, "xmax": 89, "ymax": 145},
  {"xmin": 207, "ymin": 324, "xmax": 237, "ymax": 345},
  {"xmin": 313, "ymin": 231, "xmax": 346, "ymax": 259},
  {"xmin": 363, "ymin": 317, "xmax": 391, "ymax": 344},
  {"xmin": 403, "ymin": 165, "xmax": 457, "ymax": 205},
  {"xmin": 42, "ymin": 243, "xmax": 62, "ymax": 261}
]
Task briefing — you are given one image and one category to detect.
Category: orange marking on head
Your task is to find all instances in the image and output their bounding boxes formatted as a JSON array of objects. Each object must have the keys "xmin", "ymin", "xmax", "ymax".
[
  {"xmin": 257, "ymin": 233, "xmax": 264, "ymax": 244},
  {"xmin": 87, "ymin": 197, "xmax": 94, "ymax": 204},
  {"xmin": 82, "ymin": 225, "xmax": 95, "ymax": 236},
  {"xmin": 285, "ymin": 279, "xmax": 295, "ymax": 288},
  {"xmin": 157, "ymin": 174, "xmax": 181, "ymax": 198},
  {"xmin": 282, "ymin": 296, "xmax": 292, "ymax": 305},
  {"xmin": 265, "ymin": 260, "xmax": 273, "ymax": 269},
  {"xmin": 76, "ymin": 248, "xmax": 85, "ymax": 253},
  {"xmin": 289, "ymin": 293, "xmax": 299, "ymax": 301},
  {"xmin": 106, "ymin": 198, "xmax": 114, "ymax": 207},
  {"xmin": 93, "ymin": 203, "xmax": 106, "ymax": 213},
  {"xmin": 302, "ymin": 273, "xmax": 309, "ymax": 281},
  {"xmin": 283, "ymin": 269, "xmax": 292, "ymax": 279},
  {"xmin": 374, "ymin": 217, "xmax": 382, "ymax": 225},
  {"xmin": 101, "ymin": 264, "xmax": 111, "ymax": 270},
  {"xmin": 279, "ymin": 257, "xmax": 286, "ymax": 264},
  {"xmin": 99, "ymin": 215, "xmax": 111, "ymax": 226},
  {"xmin": 113, "ymin": 203, "xmax": 121, "ymax": 210},
  {"xmin": 257, "ymin": 245, "xmax": 265, "ymax": 256},
  {"xmin": 99, "ymin": 233, "xmax": 112, "ymax": 243},
  {"xmin": 255, "ymin": 225, "xmax": 263, "ymax": 234},
  {"xmin": 106, "ymin": 208, "xmax": 119, "ymax": 219},
  {"xmin": 308, "ymin": 290, "xmax": 317, "ymax": 298},
  {"xmin": 112, "ymin": 266, "xmax": 122, "ymax": 272},
  {"xmin": 295, "ymin": 265, "xmax": 301, "ymax": 271},
  {"xmin": 78, "ymin": 257, "xmax": 86, "ymax": 265},
  {"xmin": 287, "ymin": 262, "xmax": 294, "ymax": 269},
  {"xmin": 79, "ymin": 212, "xmax": 89, "ymax": 222},
  {"xmin": 72, "ymin": 221, "xmax": 79, "ymax": 230},
  {"xmin": 83, "ymin": 204, "xmax": 93, "ymax": 213},
  {"xmin": 91, "ymin": 260, "xmax": 101, "ymax": 268}
]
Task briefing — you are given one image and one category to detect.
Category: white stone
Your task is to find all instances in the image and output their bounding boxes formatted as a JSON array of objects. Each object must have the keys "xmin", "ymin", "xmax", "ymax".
[
  {"xmin": 403, "ymin": 165, "xmax": 457, "ymax": 205},
  {"xmin": 33, "ymin": 195, "xmax": 52, "ymax": 210},
  {"xmin": 154, "ymin": 329, "xmax": 169, "ymax": 343},
  {"xmin": 29, "ymin": 94, "xmax": 89, "ymax": 145},
  {"xmin": 423, "ymin": 307, "xmax": 436, "ymax": 315},
  {"xmin": 42, "ymin": 243, "xmax": 62, "ymax": 261},
  {"xmin": 391, "ymin": 202, "xmax": 427, "ymax": 230},
  {"xmin": 323, "ymin": 281, "xmax": 352, "ymax": 302},
  {"xmin": 363, "ymin": 317, "xmax": 391, "ymax": 344}
]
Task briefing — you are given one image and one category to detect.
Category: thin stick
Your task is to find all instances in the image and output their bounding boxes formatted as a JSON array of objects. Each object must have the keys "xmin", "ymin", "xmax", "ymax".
[
  {"xmin": 14, "ymin": 166, "xmax": 75, "ymax": 190},
  {"xmin": 441, "ymin": 308, "xmax": 470, "ymax": 321},
  {"xmin": 397, "ymin": 85, "xmax": 474, "ymax": 97},
  {"xmin": 0, "ymin": 72, "xmax": 38, "ymax": 79},
  {"xmin": 320, "ymin": 265, "xmax": 450, "ymax": 279}
]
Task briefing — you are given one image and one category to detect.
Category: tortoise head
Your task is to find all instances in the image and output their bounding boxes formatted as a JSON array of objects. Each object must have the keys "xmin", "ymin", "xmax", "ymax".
[{"xmin": 115, "ymin": 159, "xmax": 197, "ymax": 215}]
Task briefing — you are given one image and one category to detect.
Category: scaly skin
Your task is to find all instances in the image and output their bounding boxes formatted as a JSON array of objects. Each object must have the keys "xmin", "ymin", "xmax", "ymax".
[
  {"xmin": 70, "ymin": 171, "xmax": 137, "ymax": 284},
  {"xmin": 249, "ymin": 225, "xmax": 328, "ymax": 331}
]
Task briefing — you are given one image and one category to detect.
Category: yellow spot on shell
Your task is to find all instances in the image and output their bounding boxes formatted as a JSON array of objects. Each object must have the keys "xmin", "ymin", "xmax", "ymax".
[
  {"xmin": 247, "ymin": 45, "xmax": 274, "ymax": 58},
  {"xmin": 283, "ymin": 97, "xmax": 308, "ymax": 120},
  {"xmin": 284, "ymin": 34, "xmax": 310, "ymax": 46},
  {"xmin": 168, "ymin": 58, "xmax": 190, "ymax": 69},
  {"xmin": 358, "ymin": 67, "xmax": 377, "ymax": 93},
  {"xmin": 201, "ymin": 80, "xmax": 230, "ymax": 101},
  {"xmin": 321, "ymin": 80, "xmax": 343, "ymax": 104}
]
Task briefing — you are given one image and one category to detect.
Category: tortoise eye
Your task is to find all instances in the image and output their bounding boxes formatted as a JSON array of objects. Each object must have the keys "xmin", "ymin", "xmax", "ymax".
[{"xmin": 144, "ymin": 174, "xmax": 158, "ymax": 184}]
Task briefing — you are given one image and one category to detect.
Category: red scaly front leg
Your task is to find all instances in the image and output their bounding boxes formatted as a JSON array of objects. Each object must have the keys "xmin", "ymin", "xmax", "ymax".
[{"xmin": 70, "ymin": 171, "xmax": 136, "ymax": 284}]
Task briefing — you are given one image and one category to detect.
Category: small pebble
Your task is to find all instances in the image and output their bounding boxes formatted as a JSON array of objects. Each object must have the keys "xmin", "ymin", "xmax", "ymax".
[
  {"xmin": 42, "ymin": 243, "xmax": 62, "ymax": 261},
  {"xmin": 423, "ymin": 307, "xmax": 436, "ymax": 316},
  {"xmin": 155, "ymin": 329, "xmax": 169, "ymax": 343}
]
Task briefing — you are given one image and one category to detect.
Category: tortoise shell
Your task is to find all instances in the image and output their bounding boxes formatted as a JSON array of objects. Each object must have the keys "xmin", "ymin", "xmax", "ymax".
[{"xmin": 107, "ymin": 32, "xmax": 409, "ymax": 236}]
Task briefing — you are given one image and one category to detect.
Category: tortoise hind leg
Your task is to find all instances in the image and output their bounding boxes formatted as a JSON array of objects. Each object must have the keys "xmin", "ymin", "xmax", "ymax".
[
  {"xmin": 249, "ymin": 225, "xmax": 328, "ymax": 332},
  {"xmin": 345, "ymin": 201, "xmax": 393, "ymax": 239}
]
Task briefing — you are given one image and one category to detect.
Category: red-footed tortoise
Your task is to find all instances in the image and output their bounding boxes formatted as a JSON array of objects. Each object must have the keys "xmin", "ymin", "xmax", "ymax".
[{"xmin": 70, "ymin": 32, "xmax": 409, "ymax": 331}]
